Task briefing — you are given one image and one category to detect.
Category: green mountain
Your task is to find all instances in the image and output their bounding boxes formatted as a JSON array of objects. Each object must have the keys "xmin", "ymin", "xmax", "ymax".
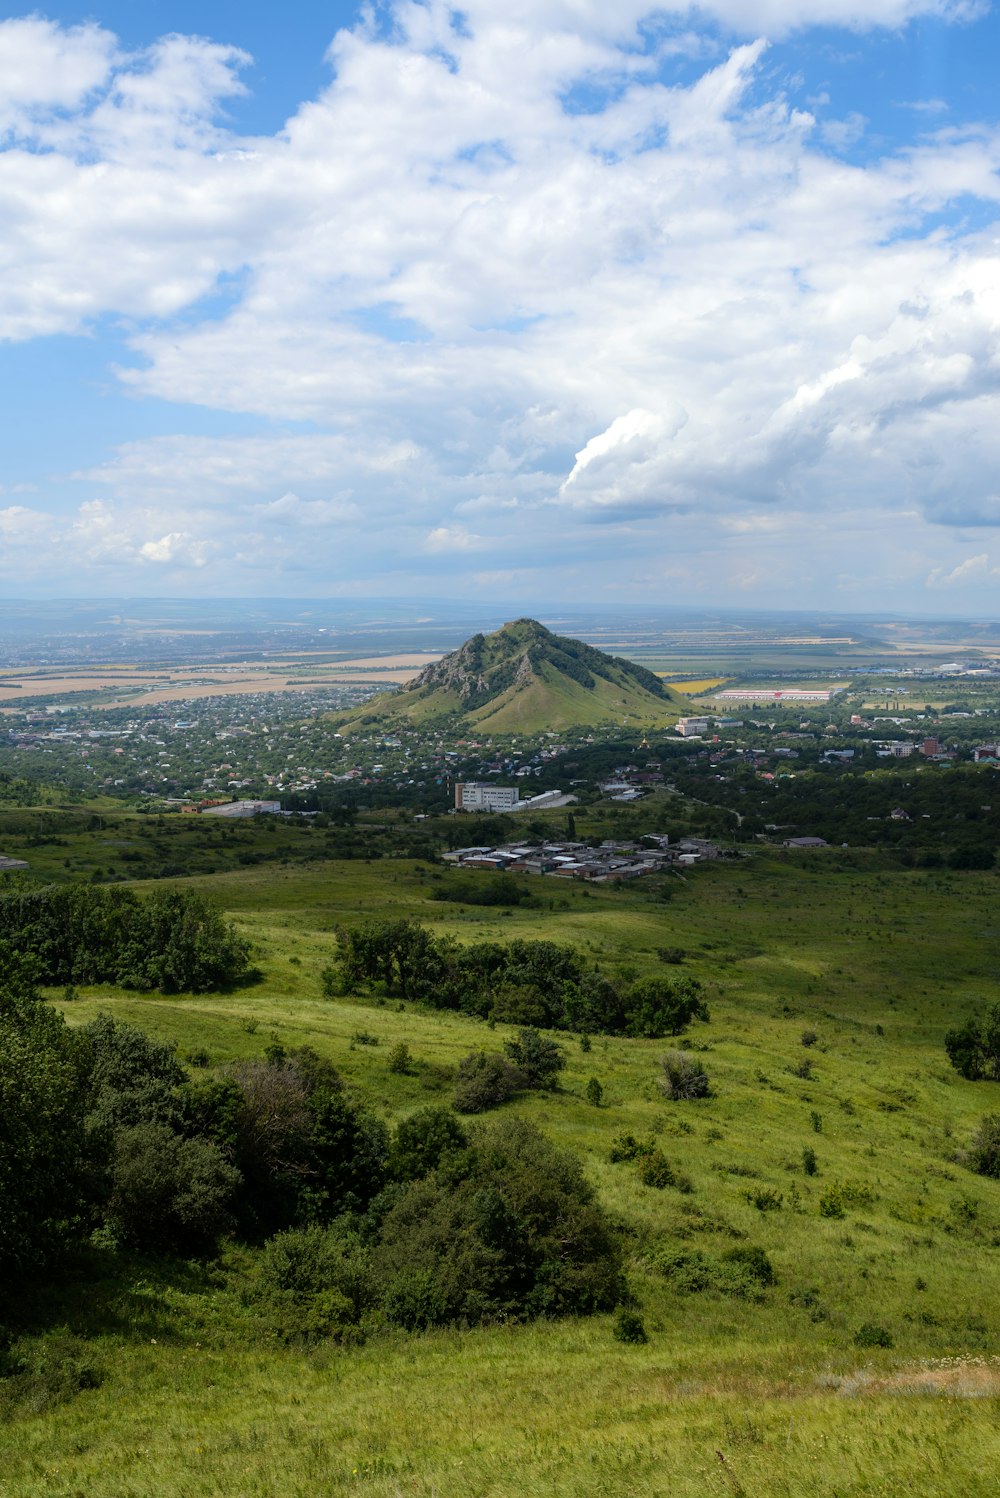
[{"xmin": 344, "ymin": 618, "xmax": 690, "ymax": 732}]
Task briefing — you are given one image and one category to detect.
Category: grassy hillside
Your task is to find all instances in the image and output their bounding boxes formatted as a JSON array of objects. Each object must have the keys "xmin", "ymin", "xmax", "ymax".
[{"xmin": 4, "ymin": 855, "xmax": 1000, "ymax": 1495}]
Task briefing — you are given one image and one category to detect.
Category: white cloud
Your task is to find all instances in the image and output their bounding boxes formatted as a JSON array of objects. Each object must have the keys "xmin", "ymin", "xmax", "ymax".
[
  {"xmin": 2, "ymin": 3, "xmax": 1000, "ymax": 600},
  {"xmin": 927, "ymin": 553, "xmax": 1000, "ymax": 586},
  {"xmin": 424, "ymin": 524, "xmax": 488, "ymax": 552}
]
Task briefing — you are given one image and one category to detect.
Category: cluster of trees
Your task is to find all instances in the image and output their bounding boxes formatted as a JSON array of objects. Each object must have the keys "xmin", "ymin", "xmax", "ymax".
[
  {"xmin": 335, "ymin": 919, "xmax": 709, "ymax": 1038},
  {"xmin": 945, "ymin": 1005, "xmax": 1000, "ymax": 1081},
  {"xmin": 0, "ymin": 885, "xmax": 253, "ymax": 992},
  {"xmin": 0, "ymin": 966, "xmax": 623, "ymax": 1334}
]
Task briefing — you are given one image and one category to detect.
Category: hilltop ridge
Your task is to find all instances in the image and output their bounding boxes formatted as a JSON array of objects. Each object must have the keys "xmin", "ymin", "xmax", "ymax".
[{"xmin": 341, "ymin": 617, "xmax": 689, "ymax": 731}]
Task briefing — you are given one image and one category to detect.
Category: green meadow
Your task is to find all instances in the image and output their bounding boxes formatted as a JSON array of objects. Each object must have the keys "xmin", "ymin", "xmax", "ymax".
[{"xmin": 4, "ymin": 849, "xmax": 1000, "ymax": 1496}]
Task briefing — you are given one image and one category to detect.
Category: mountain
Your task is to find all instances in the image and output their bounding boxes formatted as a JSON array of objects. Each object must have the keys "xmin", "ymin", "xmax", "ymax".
[{"xmin": 342, "ymin": 618, "xmax": 690, "ymax": 732}]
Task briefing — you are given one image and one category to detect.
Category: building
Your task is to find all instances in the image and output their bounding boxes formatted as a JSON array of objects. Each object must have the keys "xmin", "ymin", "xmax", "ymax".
[
  {"xmin": 676, "ymin": 717, "xmax": 710, "ymax": 737},
  {"xmin": 454, "ymin": 782, "xmax": 520, "ymax": 812},
  {"xmin": 201, "ymin": 799, "xmax": 281, "ymax": 818}
]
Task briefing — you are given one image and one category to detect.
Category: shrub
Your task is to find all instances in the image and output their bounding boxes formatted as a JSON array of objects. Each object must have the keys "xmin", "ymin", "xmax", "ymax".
[
  {"xmin": 502, "ymin": 1027, "xmax": 566, "ymax": 1089},
  {"xmin": 721, "ymin": 1244, "xmax": 775, "ymax": 1286},
  {"xmin": 659, "ymin": 1051, "xmax": 710, "ymax": 1100},
  {"xmin": 0, "ymin": 977, "xmax": 88, "ymax": 1282},
  {"xmin": 625, "ymin": 976, "xmax": 709, "ymax": 1038},
  {"xmin": 389, "ymin": 1107, "xmax": 468, "ymax": 1181},
  {"xmin": 802, "ymin": 1147, "xmax": 818, "ymax": 1176},
  {"xmin": 945, "ymin": 1004, "xmax": 1000, "ymax": 1081},
  {"xmin": 609, "ymin": 1133, "xmax": 654, "ymax": 1163},
  {"xmin": 819, "ymin": 1189, "xmax": 845, "ymax": 1218},
  {"xmin": 585, "ymin": 1076, "xmax": 604, "ymax": 1107},
  {"xmin": 453, "ymin": 1051, "xmax": 524, "ymax": 1114},
  {"xmin": 374, "ymin": 1117, "xmax": 625, "ymax": 1326},
  {"xmin": 387, "ymin": 1042, "xmax": 413, "ymax": 1075},
  {"xmin": 967, "ymin": 1115, "xmax": 1000, "ymax": 1178},
  {"xmin": 743, "ymin": 1187, "xmax": 782, "ymax": 1212},
  {"xmin": 250, "ymin": 1224, "xmax": 376, "ymax": 1342},
  {"xmin": 637, "ymin": 1149, "xmax": 676, "ymax": 1189},
  {"xmin": 854, "ymin": 1321, "xmax": 894, "ymax": 1348},
  {"xmin": 613, "ymin": 1308, "xmax": 648, "ymax": 1344},
  {"xmin": 106, "ymin": 1121, "xmax": 240, "ymax": 1253},
  {"xmin": 801, "ymin": 1029, "xmax": 818, "ymax": 1047}
]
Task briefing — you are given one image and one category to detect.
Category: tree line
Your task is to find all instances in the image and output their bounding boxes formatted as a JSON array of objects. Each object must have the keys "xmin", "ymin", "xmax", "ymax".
[
  {"xmin": 0, "ymin": 884, "xmax": 253, "ymax": 992},
  {"xmin": 334, "ymin": 918, "xmax": 709, "ymax": 1037}
]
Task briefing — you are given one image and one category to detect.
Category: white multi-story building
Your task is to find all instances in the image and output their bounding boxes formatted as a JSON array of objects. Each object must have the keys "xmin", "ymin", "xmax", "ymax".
[
  {"xmin": 676, "ymin": 717, "xmax": 710, "ymax": 737},
  {"xmin": 455, "ymin": 782, "xmax": 520, "ymax": 812}
]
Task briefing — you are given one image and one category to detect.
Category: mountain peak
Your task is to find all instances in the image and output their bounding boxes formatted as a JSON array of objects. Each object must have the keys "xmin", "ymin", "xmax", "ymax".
[{"xmin": 341, "ymin": 617, "xmax": 689, "ymax": 731}]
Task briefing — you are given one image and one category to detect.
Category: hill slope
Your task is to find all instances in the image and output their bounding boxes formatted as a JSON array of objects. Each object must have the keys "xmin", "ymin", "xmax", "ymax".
[{"xmin": 344, "ymin": 617, "xmax": 689, "ymax": 731}]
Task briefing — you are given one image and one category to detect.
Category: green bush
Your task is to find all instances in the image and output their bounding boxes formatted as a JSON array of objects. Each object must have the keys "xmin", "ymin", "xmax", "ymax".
[
  {"xmin": 585, "ymin": 1076, "xmax": 604, "ymax": 1107},
  {"xmin": 249, "ymin": 1224, "xmax": 376, "ymax": 1342},
  {"xmin": 388, "ymin": 1107, "xmax": 468, "ymax": 1181},
  {"xmin": 637, "ymin": 1148, "xmax": 676, "ymax": 1189},
  {"xmin": 502, "ymin": 1027, "xmax": 566, "ymax": 1089},
  {"xmin": 609, "ymin": 1133, "xmax": 654, "ymax": 1163},
  {"xmin": 387, "ymin": 1042, "xmax": 413, "ymax": 1075},
  {"xmin": 613, "ymin": 1309, "xmax": 648, "ymax": 1344},
  {"xmin": 659, "ymin": 1051, "xmax": 710, "ymax": 1100},
  {"xmin": 854, "ymin": 1321, "xmax": 894, "ymax": 1348},
  {"xmin": 453, "ymin": 1051, "xmax": 524, "ymax": 1114},
  {"xmin": 374, "ymin": 1117, "xmax": 624, "ymax": 1327},
  {"xmin": 106, "ymin": 1121, "xmax": 240, "ymax": 1253},
  {"xmin": 966, "ymin": 1115, "xmax": 1000, "ymax": 1178}
]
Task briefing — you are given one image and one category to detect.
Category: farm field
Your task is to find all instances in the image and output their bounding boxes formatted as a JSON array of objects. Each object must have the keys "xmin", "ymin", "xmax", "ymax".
[
  {"xmin": 0, "ymin": 652, "xmax": 443, "ymax": 711},
  {"xmin": 4, "ymin": 848, "xmax": 1000, "ymax": 1496}
]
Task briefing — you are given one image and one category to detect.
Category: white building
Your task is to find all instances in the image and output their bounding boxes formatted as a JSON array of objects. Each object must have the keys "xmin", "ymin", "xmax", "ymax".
[
  {"xmin": 455, "ymin": 782, "xmax": 520, "ymax": 812},
  {"xmin": 676, "ymin": 717, "xmax": 710, "ymax": 737}
]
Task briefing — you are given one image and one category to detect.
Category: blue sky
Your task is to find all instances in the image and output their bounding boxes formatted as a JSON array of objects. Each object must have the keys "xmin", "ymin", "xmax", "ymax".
[{"xmin": 1, "ymin": 0, "xmax": 999, "ymax": 610}]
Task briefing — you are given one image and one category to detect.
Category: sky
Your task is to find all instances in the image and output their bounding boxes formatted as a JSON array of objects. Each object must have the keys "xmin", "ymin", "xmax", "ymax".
[{"xmin": 1, "ymin": 0, "xmax": 999, "ymax": 612}]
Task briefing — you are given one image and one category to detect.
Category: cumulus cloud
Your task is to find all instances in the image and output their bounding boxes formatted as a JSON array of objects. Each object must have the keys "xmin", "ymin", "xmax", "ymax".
[
  {"xmin": 424, "ymin": 525, "xmax": 488, "ymax": 552},
  {"xmin": 927, "ymin": 553, "xmax": 1000, "ymax": 586},
  {"xmin": 2, "ymin": 0, "xmax": 1000, "ymax": 600}
]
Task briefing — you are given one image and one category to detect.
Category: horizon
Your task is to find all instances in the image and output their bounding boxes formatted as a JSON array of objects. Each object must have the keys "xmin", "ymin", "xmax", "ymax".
[{"xmin": 2, "ymin": 1, "xmax": 1000, "ymax": 609}]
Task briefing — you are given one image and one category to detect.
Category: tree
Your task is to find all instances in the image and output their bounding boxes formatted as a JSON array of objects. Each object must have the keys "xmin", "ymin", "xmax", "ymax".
[
  {"xmin": 0, "ymin": 972, "xmax": 87, "ymax": 1284},
  {"xmin": 945, "ymin": 1004, "xmax": 1000, "ymax": 1081},
  {"xmin": 503, "ymin": 1027, "xmax": 566, "ymax": 1089},
  {"xmin": 625, "ymin": 976, "xmax": 709, "ymax": 1038},
  {"xmin": 106, "ymin": 1122, "xmax": 240, "ymax": 1254}
]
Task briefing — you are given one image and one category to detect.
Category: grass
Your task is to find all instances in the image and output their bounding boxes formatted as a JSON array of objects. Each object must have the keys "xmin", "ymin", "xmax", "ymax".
[{"xmin": 5, "ymin": 848, "xmax": 1000, "ymax": 1493}]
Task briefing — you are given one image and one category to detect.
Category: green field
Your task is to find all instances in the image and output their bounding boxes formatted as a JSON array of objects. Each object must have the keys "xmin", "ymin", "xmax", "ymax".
[{"xmin": 4, "ymin": 849, "xmax": 1000, "ymax": 1496}]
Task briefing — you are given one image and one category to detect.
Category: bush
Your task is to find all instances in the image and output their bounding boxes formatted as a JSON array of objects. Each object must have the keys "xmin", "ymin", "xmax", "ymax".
[
  {"xmin": 453, "ymin": 1051, "xmax": 524, "ymax": 1114},
  {"xmin": 250, "ymin": 1224, "xmax": 376, "ymax": 1342},
  {"xmin": 609, "ymin": 1133, "xmax": 654, "ymax": 1164},
  {"xmin": 375, "ymin": 1117, "xmax": 624, "ymax": 1327},
  {"xmin": 389, "ymin": 1107, "xmax": 468, "ymax": 1181},
  {"xmin": 721, "ymin": 1244, "xmax": 775, "ymax": 1287},
  {"xmin": 945, "ymin": 1004, "xmax": 1000, "ymax": 1081},
  {"xmin": 585, "ymin": 1077, "xmax": 604, "ymax": 1107},
  {"xmin": 387, "ymin": 1042, "xmax": 413, "ymax": 1075},
  {"xmin": 802, "ymin": 1147, "xmax": 818, "ymax": 1176},
  {"xmin": 106, "ymin": 1121, "xmax": 240, "ymax": 1253},
  {"xmin": 502, "ymin": 1027, "xmax": 566, "ymax": 1089},
  {"xmin": 637, "ymin": 1148, "xmax": 676, "ymax": 1190},
  {"xmin": 625, "ymin": 976, "xmax": 709, "ymax": 1038},
  {"xmin": 613, "ymin": 1308, "xmax": 648, "ymax": 1344},
  {"xmin": 0, "ymin": 978, "xmax": 88, "ymax": 1283},
  {"xmin": 854, "ymin": 1321, "xmax": 894, "ymax": 1348},
  {"xmin": 659, "ymin": 1051, "xmax": 710, "ymax": 1100},
  {"xmin": 967, "ymin": 1115, "xmax": 1000, "ymax": 1178}
]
